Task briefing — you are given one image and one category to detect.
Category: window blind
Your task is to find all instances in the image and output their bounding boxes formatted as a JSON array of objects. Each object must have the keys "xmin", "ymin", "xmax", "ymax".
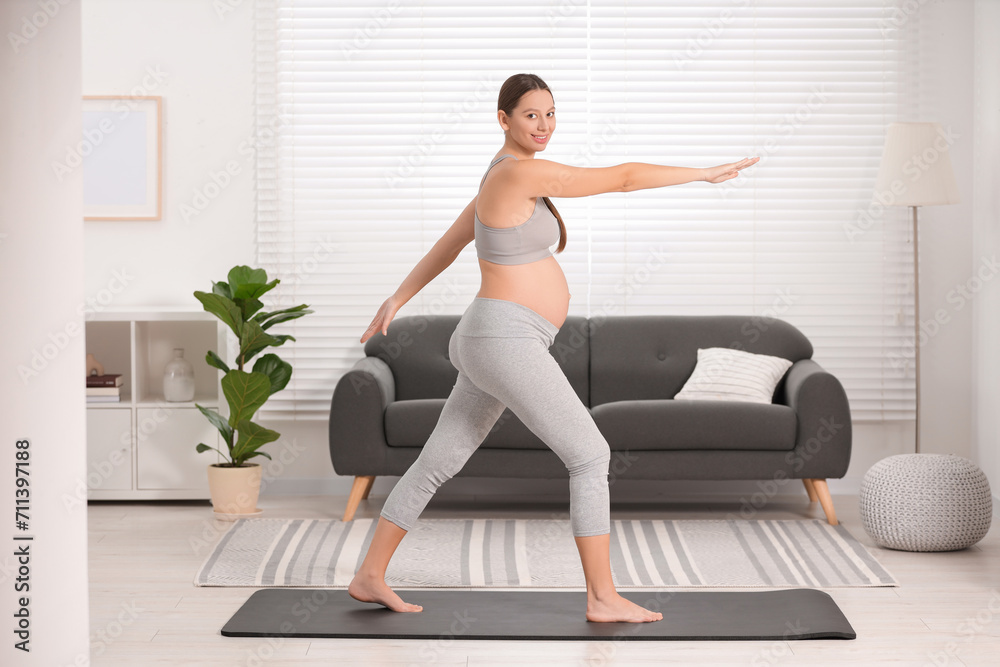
[{"xmin": 253, "ymin": 0, "xmax": 920, "ymax": 422}]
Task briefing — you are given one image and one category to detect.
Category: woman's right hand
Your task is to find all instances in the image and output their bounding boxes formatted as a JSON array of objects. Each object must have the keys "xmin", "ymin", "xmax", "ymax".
[
  {"xmin": 360, "ymin": 294, "xmax": 403, "ymax": 343},
  {"xmin": 703, "ymin": 156, "xmax": 759, "ymax": 184}
]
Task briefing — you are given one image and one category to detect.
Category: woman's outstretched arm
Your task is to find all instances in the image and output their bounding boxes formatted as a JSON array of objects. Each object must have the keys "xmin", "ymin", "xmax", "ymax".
[
  {"xmin": 510, "ymin": 156, "xmax": 759, "ymax": 198},
  {"xmin": 360, "ymin": 197, "xmax": 476, "ymax": 343}
]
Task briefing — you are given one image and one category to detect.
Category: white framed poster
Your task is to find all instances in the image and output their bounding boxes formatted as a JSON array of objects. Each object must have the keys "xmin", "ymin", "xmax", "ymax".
[{"xmin": 82, "ymin": 95, "xmax": 162, "ymax": 220}]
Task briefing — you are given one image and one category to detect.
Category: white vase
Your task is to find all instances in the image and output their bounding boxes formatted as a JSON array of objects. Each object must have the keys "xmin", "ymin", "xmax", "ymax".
[{"xmin": 163, "ymin": 348, "xmax": 196, "ymax": 402}]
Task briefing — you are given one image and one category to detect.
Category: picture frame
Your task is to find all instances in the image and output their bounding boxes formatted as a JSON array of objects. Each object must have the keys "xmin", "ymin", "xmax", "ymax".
[{"xmin": 82, "ymin": 95, "xmax": 162, "ymax": 221}]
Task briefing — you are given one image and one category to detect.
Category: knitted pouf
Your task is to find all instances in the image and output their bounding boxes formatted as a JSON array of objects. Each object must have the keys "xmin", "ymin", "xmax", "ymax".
[{"xmin": 859, "ymin": 454, "xmax": 992, "ymax": 552}]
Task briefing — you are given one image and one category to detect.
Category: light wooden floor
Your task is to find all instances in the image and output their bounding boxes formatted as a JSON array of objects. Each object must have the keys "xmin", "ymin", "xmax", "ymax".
[{"xmin": 88, "ymin": 492, "xmax": 1000, "ymax": 666}]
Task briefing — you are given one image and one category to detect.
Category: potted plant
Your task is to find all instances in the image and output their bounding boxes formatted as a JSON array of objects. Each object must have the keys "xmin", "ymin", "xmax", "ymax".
[{"xmin": 192, "ymin": 265, "xmax": 312, "ymax": 519}]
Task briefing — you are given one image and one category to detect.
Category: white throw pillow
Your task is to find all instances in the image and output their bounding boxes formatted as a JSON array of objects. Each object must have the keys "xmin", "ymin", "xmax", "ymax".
[{"xmin": 673, "ymin": 347, "xmax": 794, "ymax": 404}]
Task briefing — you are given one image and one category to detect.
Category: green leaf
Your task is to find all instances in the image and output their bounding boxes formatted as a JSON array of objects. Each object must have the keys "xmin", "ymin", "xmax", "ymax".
[
  {"xmin": 211, "ymin": 281, "xmax": 233, "ymax": 300},
  {"xmin": 195, "ymin": 404, "xmax": 233, "ymax": 448},
  {"xmin": 252, "ymin": 304, "xmax": 310, "ymax": 324},
  {"xmin": 221, "ymin": 370, "xmax": 271, "ymax": 428},
  {"xmin": 241, "ymin": 450, "xmax": 272, "ymax": 462},
  {"xmin": 239, "ymin": 320, "xmax": 282, "ymax": 366},
  {"xmin": 193, "ymin": 291, "xmax": 243, "ymax": 338},
  {"xmin": 196, "ymin": 442, "xmax": 231, "ymax": 463},
  {"xmin": 252, "ymin": 353, "xmax": 292, "ymax": 395},
  {"xmin": 205, "ymin": 350, "xmax": 230, "ymax": 374},
  {"xmin": 227, "ymin": 265, "xmax": 267, "ymax": 288},
  {"xmin": 227, "ymin": 266, "xmax": 279, "ymax": 301},
  {"xmin": 269, "ymin": 333, "xmax": 296, "ymax": 346},
  {"xmin": 234, "ymin": 296, "xmax": 264, "ymax": 320},
  {"xmin": 258, "ymin": 309, "xmax": 313, "ymax": 331},
  {"xmin": 231, "ymin": 419, "xmax": 280, "ymax": 463}
]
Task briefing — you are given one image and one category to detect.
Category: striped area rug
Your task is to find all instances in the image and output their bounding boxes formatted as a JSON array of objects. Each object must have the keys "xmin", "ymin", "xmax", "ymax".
[{"xmin": 194, "ymin": 518, "xmax": 897, "ymax": 589}]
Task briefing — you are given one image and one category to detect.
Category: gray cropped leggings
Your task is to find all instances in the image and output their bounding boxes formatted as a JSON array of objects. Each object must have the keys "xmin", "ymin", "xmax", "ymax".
[{"xmin": 379, "ymin": 297, "xmax": 612, "ymax": 537}]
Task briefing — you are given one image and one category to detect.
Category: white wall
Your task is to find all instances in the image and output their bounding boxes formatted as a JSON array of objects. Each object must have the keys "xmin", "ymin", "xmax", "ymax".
[
  {"xmin": 972, "ymin": 0, "xmax": 1000, "ymax": 503},
  {"xmin": 82, "ymin": 0, "xmax": 255, "ymax": 306},
  {"xmin": 916, "ymin": 0, "xmax": 975, "ymax": 462},
  {"xmin": 1, "ymin": 1, "xmax": 90, "ymax": 664},
  {"xmin": 81, "ymin": 0, "xmax": 995, "ymax": 505}
]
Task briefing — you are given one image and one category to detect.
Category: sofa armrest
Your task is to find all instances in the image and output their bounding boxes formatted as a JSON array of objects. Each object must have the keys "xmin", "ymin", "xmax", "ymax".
[
  {"xmin": 328, "ymin": 356, "xmax": 396, "ymax": 476},
  {"xmin": 774, "ymin": 359, "xmax": 853, "ymax": 479}
]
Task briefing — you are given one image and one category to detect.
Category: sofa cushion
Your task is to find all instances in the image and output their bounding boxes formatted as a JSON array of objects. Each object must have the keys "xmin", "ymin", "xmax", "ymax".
[
  {"xmin": 591, "ymin": 399, "xmax": 797, "ymax": 451},
  {"xmin": 384, "ymin": 400, "xmax": 554, "ymax": 449},
  {"xmin": 588, "ymin": 315, "xmax": 813, "ymax": 407},
  {"xmin": 364, "ymin": 314, "xmax": 591, "ymax": 404},
  {"xmin": 385, "ymin": 398, "xmax": 796, "ymax": 452},
  {"xmin": 674, "ymin": 347, "xmax": 794, "ymax": 404}
]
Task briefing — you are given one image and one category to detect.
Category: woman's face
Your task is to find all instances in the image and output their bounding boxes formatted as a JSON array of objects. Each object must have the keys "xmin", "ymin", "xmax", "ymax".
[{"xmin": 501, "ymin": 88, "xmax": 555, "ymax": 153}]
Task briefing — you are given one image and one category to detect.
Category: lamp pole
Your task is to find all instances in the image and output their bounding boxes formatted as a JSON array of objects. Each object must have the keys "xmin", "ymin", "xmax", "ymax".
[{"xmin": 911, "ymin": 205, "xmax": 920, "ymax": 454}]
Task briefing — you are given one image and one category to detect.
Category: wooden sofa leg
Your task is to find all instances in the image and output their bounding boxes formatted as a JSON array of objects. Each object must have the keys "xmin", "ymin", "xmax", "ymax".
[
  {"xmin": 810, "ymin": 478, "xmax": 839, "ymax": 525},
  {"xmin": 343, "ymin": 475, "xmax": 376, "ymax": 522},
  {"xmin": 802, "ymin": 478, "xmax": 818, "ymax": 502}
]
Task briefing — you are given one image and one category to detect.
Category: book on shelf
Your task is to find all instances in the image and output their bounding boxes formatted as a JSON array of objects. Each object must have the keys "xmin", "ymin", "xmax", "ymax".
[
  {"xmin": 87, "ymin": 373, "xmax": 123, "ymax": 388},
  {"xmin": 86, "ymin": 386, "xmax": 121, "ymax": 397},
  {"xmin": 86, "ymin": 395, "xmax": 121, "ymax": 403}
]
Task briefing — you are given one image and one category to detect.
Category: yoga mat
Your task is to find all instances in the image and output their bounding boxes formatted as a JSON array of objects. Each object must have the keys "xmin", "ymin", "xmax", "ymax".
[{"xmin": 221, "ymin": 588, "xmax": 856, "ymax": 641}]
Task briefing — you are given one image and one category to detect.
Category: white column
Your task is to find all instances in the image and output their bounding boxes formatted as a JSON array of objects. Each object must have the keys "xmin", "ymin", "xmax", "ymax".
[{"xmin": 0, "ymin": 1, "xmax": 90, "ymax": 664}]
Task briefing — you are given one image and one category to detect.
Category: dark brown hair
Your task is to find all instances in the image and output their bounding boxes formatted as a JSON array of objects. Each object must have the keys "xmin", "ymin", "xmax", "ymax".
[{"xmin": 497, "ymin": 73, "xmax": 567, "ymax": 254}]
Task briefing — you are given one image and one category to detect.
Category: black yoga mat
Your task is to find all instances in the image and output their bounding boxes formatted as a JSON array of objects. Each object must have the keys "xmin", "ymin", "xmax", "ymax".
[{"xmin": 221, "ymin": 588, "xmax": 855, "ymax": 641}]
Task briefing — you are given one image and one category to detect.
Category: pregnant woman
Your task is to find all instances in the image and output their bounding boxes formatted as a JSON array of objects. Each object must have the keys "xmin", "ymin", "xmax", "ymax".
[{"xmin": 348, "ymin": 73, "xmax": 758, "ymax": 622}]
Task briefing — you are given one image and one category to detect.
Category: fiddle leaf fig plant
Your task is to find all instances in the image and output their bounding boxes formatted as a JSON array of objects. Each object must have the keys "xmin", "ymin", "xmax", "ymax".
[{"xmin": 192, "ymin": 265, "xmax": 312, "ymax": 467}]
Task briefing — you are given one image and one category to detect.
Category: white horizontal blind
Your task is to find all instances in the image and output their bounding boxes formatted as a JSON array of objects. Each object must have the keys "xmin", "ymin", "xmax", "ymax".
[{"xmin": 254, "ymin": 0, "xmax": 919, "ymax": 422}]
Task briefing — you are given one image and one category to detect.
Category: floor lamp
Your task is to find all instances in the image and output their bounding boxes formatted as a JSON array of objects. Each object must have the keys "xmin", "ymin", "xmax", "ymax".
[{"xmin": 874, "ymin": 122, "xmax": 960, "ymax": 454}]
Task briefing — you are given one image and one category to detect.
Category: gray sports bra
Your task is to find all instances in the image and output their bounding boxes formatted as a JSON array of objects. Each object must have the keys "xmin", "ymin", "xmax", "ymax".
[{"xmin": 474, "ymin": 154, "xmax": 560, "ymax": 265}]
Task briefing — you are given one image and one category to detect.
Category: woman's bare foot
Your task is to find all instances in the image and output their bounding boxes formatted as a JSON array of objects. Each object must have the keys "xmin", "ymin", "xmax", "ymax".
[
  {"xmin": 348, "ymin": 571, "xmax": 423, "ymax": 612},
  {"xmin": 586, "ymin": 593, "xmax": 663, "ymax": 623}
]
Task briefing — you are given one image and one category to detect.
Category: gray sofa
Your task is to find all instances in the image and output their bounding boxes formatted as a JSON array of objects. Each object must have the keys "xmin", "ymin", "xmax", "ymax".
[{"xmin": 329, "ymin": 311, "xmax": 852, "ymax": 525}]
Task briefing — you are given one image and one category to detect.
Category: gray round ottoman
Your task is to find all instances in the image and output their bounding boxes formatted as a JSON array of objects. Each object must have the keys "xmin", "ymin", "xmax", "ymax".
[{"xmin": 859, "ymin": 454, "xmax": 992, "ymax": 552}]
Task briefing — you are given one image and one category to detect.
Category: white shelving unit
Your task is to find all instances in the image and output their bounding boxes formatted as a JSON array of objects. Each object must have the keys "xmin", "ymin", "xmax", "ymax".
[{"xmin": 85, "ymin": 308, "xmax": 231, "ymax": 500}]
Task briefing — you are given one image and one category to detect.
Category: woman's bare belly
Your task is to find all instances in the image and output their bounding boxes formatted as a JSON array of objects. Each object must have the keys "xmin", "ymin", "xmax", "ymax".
[{"xmin": 476, "ymin": 255, "xmax": 571, "ymax": 330}]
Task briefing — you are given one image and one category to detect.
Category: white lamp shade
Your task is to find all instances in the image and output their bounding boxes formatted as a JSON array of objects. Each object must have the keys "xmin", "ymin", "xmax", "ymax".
[{"xmin": 874, "ymin": 122, "xmax": 960, "ymax": 206}]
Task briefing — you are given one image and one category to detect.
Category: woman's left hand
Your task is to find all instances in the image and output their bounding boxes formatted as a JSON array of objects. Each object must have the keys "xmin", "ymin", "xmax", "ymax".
[{"xmin": 703, "ymin": 156, "xmax": 759, "ymax": 184}]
